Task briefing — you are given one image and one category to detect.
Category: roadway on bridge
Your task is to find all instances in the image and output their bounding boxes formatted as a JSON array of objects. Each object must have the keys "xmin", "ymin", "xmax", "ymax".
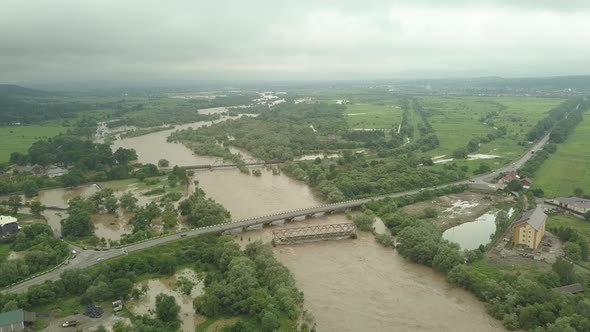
[{"xmin": 2, "ymin": 134, "xmax": 548, "ymax": 294}]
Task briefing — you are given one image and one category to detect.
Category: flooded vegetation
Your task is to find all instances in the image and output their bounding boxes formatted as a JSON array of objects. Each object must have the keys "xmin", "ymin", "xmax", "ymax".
[{"xmin": 129, "ymin": 269, "xmax": 204, "ymax": 332}]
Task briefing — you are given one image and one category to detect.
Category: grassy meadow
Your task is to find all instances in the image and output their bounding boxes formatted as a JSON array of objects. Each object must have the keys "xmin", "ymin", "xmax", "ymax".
[
  {"xmin": 421, "ymin": 97, "xmax": 498, "ymax": 156},
  {"xmin": 533, "ymin": 114, "xmax": 590, "ymax": 197},
  {"xmin": 0, "ymin": 124, "xmax": 65, "ymax": 163},
  {"xmin": 344, "ymin": 103, "xmax": 402, "ymax": 130}
]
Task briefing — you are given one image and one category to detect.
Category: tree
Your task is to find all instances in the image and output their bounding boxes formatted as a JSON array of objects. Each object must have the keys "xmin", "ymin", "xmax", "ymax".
[
  {"xmin": 563, "ymin": 242, "xmax": 583, "ymax": 261},
  {"xmin": 585, "ymin": 211, "xmax": 590, "ymax": 221},
  {"xmin": 113, "ymin": 148, "xmax": 138, "ymax": 165},
  {"xmin": 158, "ymin": 159, "xmax": 169, "ymax": 167},
  {"xmin": 422, "ymin": 207, "xmax": 438, "ymax": 219},
  {"xmin": 104, "ymin": 196, "xmax": 118, "ymax": 214},
  {"xmin": 6, "ymin": 195, "xmax": 21, "ymax": 215},
  {"xmin": 432, "ymin": 241, "xmax": 463, "ymax": 273},
  {"xmin": 352, "ymin": 212, "xmax": 374, "ymax": 231},
  {"xmin": 155, "ymin": 293, "xmax": 180, "ymax": 323},
  {"xmin": 574, "ymin": 187, "xmax": 584, "ymax": 197},
  {"xmin": 552, "ymin": 258, "xmax": 576, "ymax": 285},
  {"xmin": 30, "ymin": 201, "xmax": 44, "ymax": 217},
  {"xmin": 119, "ymin": 192, "xmax": 138, "ymax": 212},
  {"xmin": 111, "ymin": 278, "xmax": 133, "ymax": 299},
  {"xmin": 22, "ymin": 180, "xmax": 39, "ymax": 198},
  {"xmin": 260, "ymin": 310, "xmax": 280, "ymax": 332},
  {"xmin": 62, "ymin": 197, "xmax": 95, "ymax": 238},
  {"xmin": 474, "ymin": 163, "xmax": 491, "ymax": 175}
]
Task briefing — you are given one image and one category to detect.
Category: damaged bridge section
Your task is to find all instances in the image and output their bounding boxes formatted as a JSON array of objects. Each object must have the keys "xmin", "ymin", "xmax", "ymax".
[{"xmin": 272, "ymin": 223, "xmax": 357, "ymax": 245}]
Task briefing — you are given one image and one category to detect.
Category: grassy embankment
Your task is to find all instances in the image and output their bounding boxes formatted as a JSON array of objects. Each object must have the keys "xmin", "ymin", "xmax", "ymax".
[{"xmin": 532, "ymin": 114, "xmax": 590, "ymax": 197}]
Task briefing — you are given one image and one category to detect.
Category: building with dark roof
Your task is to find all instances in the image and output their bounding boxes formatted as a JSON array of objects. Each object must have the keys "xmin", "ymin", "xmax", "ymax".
[
  {"xmin": 0, "ymin": 309, "xmax": 36, "ymax": 331},
  {"xmin": 0, "ymin": 216, "xmax": 19, "ymax": 237},
  {"xmin": 551, "ymin": 197, "xmax": 590, "ymax": 214},
  {"xmin": 512, "ymin": 207, "xmax": 547, "ymax": 249}
]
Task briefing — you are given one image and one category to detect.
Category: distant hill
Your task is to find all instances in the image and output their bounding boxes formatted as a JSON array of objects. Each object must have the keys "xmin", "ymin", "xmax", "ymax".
[{"xmin": 0, "ymin": 84, "xmax": 49, "ymax": 98}]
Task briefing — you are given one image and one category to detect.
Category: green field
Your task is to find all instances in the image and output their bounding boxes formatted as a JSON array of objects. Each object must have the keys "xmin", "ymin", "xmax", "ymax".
[
  {"xmin": 422, "ymin": 97, "xmax": 498, "ymax": 156},
  {"xmin": 0, "ymin": 124, "xmax": 65, "ymax": 163},
  {"xmin": 421, "ymin": 97, "xmax": 562, "ymax": 159},
  {"xmin": 533, "ymin": 115, "xmax": 590, "ymax": 197},
  {"xmin": 344, "ymin": 103, "xmax": 402, "ymax": 130}
]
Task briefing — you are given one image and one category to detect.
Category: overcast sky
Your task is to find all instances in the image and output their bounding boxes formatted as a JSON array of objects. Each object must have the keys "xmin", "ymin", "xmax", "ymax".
[{"xmin": 2, "ymin": 0, "xmax": 590, "ymax": 83}]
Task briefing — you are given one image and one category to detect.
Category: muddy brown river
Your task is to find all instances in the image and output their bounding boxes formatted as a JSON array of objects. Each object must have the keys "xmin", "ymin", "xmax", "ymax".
[{"xmin": 111, "ymin": 115, "xmax": 505, "ymax": 331}]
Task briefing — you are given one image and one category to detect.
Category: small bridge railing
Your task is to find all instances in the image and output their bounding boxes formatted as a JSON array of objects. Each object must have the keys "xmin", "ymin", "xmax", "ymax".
[{"xmin": 272, "ymin": 223, "xmax": 357, "ymax": 245}]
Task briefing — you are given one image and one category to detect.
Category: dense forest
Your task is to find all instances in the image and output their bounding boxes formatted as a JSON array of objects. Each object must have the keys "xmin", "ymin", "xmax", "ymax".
[{"xmin": 0, "ymin": 235, "xmax": 307, "ymax": 331}]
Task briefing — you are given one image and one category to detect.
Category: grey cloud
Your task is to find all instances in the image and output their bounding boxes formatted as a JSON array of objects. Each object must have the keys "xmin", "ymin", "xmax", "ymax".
[{"xmin": 1, "ymin": 0, "xmax": 589, "ymax": 83}]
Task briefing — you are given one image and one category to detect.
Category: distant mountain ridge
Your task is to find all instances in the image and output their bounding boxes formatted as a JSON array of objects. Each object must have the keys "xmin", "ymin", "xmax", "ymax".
[{"xmin": 0, "ymin": 84, "xmax": 49, "ymax": 98}]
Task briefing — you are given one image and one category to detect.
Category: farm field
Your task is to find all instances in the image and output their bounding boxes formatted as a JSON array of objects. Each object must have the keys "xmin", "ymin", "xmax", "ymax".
[
  {"xmin": 344, "ymin": 103, "xmax": 402, "ymax": 130},
  {"xmin": 0, "ymin": 124, "xmax": 65, "ymax": 163},
  {"xmin": 533, "ymin": 114, "xmax": 590, "ymax": 197}
]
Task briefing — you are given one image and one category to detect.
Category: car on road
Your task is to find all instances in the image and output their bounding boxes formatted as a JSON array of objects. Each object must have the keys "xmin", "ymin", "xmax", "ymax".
[
  {"xmin": 96, "ymin": 257, "xmax": 104, "ymax": 262},
  {"xmin": 180, "ymin": 234, "xmax": 187, "ymax": 237},
  {"xmin": 62, "ymin": 320, "xmax": 77, "ymax": 327}
]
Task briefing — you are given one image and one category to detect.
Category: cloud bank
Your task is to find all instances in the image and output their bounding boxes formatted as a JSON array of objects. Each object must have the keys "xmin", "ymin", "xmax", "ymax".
[{"xmin": 1, "ymin": 0, "xmax": 589, "ymax": 83}]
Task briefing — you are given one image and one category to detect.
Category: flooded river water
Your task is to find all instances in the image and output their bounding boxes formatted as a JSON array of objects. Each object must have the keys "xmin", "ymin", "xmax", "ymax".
[{"xmin": 110, "ymin": 115, "xmax": 504, "ymax": 331}]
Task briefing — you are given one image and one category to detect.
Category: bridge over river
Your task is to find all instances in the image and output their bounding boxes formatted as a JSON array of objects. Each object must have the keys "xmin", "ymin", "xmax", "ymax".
[{"xmin": 2, "ymin": 134, "xmax": 549, "ymax": 294}]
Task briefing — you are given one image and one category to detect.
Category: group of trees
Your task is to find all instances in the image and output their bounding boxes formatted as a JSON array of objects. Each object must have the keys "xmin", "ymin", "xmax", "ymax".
[
  {"xmin": 281, "ymin": 152, "xmax": 469, "ymax": 202},
  {"xmin": 0, "ymin": 224, "xmax": 69, "ymax": 287},
  {"xmin": 170, "ymin": 103, "xmax": 352, "ymax": 161},
  {"xmin": 452, "ymin": 126, "xmax": 507, "ymax": 159},
  {"xmin": 448, "ymin": 259, "xmax": 590, "ymax": 331},
  {"xmin": 178, "ymin": 189, "xmax": 231, "ymax": 228},
  {"xmin": 194, "ymin": 239, "xmax": 304, "ymax": 331},
  {"xmin": 527, "ymin": 98, "xmax": 588, "ymax": 142},
  {"xmin": 550, "ymin": 225, "xmax": 589, "ymax": 262},
  {"xmin": 0, "ymin": 234, "xmax": 305, "ymax": 332},
  {"xmin": 1, "ymin": 135, "xmax": 143, "ymax": 195}
]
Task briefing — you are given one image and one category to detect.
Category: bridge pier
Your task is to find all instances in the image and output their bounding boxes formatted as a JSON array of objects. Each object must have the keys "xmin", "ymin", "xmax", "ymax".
[
  {"xmin": 245, "ymin": 224, "xmax": 263, "ymax": 231},
  {"xmin": 270, "ymin": 220, "xmax": 285, "ymax": 226}
]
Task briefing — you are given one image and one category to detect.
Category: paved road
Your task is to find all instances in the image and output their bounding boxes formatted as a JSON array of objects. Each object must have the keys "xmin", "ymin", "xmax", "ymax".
[{"xmin": 3, "ymin": 135, "xmax": 548, "ymax": 294}]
